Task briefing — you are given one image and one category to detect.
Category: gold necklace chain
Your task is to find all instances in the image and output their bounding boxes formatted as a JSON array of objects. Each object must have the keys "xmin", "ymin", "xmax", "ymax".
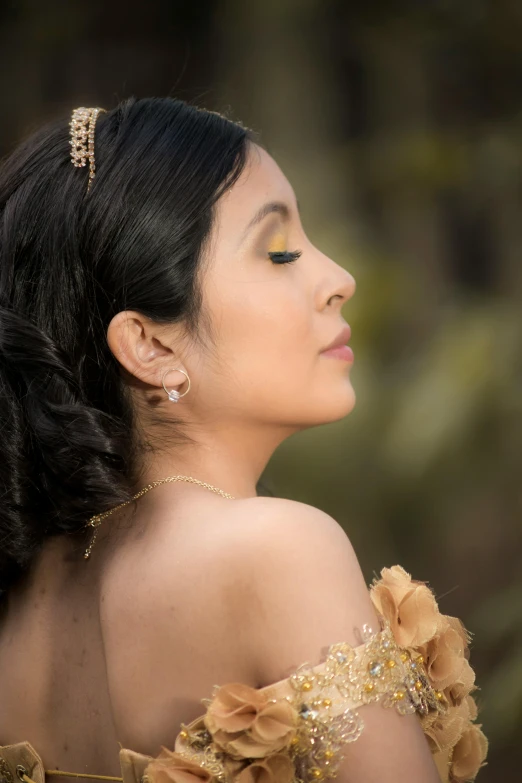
[{"xmin": 84, "ymin": 475, "xmax": 235, "ymax": 559}]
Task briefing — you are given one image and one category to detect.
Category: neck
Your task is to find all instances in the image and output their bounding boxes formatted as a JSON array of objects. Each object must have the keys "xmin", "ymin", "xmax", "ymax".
[{"xmin": 135, "ymin": 420, "xmax": 296, "ymax": 500}]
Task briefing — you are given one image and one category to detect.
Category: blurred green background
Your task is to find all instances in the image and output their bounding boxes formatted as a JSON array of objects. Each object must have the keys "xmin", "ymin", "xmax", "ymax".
[{"xmin": 1, "ymin": 1, "xmax": 521, "ymax": 779}]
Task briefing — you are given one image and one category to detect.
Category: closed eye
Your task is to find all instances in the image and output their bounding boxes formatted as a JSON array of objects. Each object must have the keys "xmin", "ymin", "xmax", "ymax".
[{"xmin": 268, "ymin": 249, "xmax": 302, "ymax": 265}]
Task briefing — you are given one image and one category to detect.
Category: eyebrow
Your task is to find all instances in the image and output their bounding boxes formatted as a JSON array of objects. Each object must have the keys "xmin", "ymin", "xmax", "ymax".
[{"xmin": 241, "ymin": 200, "xmax": 296, "ymax": 242}]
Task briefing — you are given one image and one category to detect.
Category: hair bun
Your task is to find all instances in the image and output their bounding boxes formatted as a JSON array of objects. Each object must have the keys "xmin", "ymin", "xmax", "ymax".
[
  {"xmin": 0, "ymin": 95, "xmax": 250, "ymax": 597},
  {"xmin": 0, "ymin": 301, "xmax": 77, "ymax": 384},
  {"xmin": 0, "ymin": 302, "xmax": 133, "ymax": 594}
]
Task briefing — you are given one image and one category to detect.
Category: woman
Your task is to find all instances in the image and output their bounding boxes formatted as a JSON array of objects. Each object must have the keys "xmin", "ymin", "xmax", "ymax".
[{"xmin": 0, "ymin": 98, "xmax": 486, "ymax": 783}]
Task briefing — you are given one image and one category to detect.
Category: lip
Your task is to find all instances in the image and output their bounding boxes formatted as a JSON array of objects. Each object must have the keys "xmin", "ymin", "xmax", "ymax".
[{"xmin": 320, "ymin": 325, "xmax": 352, "ymax": 353}]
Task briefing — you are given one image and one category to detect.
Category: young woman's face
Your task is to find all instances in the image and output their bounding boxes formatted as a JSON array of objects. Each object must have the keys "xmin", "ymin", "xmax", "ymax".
[{"xmin": 194, "ymin": 143, "xmax": 357, "ymax": 432}]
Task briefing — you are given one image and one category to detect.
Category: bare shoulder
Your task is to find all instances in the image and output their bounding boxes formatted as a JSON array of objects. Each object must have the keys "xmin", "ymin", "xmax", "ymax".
[
  {"xmin": 132, "ymin": 493, "xmax": 367, "ymax": 614},
  {"xmin": 101, "ymin": 494, "xmax": 377, "ymax": 690},
  {"xmin": 214, "ymin": 496, "xmax": 379, "ymax": 684},
  {"xmin": 216, "ymin": 494, "xmax": 357, "ymax": 558},
  {"xmin": 118, "ymin": 494, "xmax": 357, "ymax": 590},
  {"xmin": 100, "ymin": 495, "xmax": 345, "ymax": 611}
]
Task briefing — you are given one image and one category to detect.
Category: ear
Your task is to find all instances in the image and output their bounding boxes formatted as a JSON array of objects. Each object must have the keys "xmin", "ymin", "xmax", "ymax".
[{"xmin": 106, "ymin": 310, "xmax": 188, "ymax": 392}]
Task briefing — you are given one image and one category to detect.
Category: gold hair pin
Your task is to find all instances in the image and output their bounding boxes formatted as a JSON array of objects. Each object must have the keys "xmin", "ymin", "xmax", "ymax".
[{"xmin": 69, "ymin": 106, "xmax": 106, "ymax": 193}]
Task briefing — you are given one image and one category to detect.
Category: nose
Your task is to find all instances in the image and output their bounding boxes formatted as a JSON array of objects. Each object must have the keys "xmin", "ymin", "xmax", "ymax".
[{"xmin": 324, "ymin": 265, "xmax": 356, "ymax": 308}]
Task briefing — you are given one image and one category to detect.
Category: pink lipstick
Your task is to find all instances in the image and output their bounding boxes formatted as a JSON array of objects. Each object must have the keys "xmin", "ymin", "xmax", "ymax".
[
  {"xmin": 320, "ymin": 325, "xmax": 354, "ymax": 362},
  {"xmin": 321, "ymin": 344, "xmax": 354, "ymax": 361}
]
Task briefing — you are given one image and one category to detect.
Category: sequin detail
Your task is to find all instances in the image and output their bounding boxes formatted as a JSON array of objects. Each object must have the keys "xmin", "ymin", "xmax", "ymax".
[
  {"xmin": 151, "ymin": 620, "xmax": 446, "ymax": 783},
  {"xmin": 286, "ymin": 620, "xmax": 446, "ymax": 782},
  {"xmin": 0, "ymin": 758, "xmax": 13, "ymax": 783}
]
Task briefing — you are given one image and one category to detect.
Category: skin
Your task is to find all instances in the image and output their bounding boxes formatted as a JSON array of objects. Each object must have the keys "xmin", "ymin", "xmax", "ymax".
[
  {"xmin": 0, "ymin": 143, "xmax": 440, "ymax": 783},
  {"xmin": 107, "ymin": 143, "xmax": 356, "ymax": 501}
]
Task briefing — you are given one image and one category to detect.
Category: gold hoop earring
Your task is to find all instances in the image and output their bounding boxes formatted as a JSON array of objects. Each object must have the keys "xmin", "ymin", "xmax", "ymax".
[{"xmin": 161, "ymin": 368, "xmax": 191, "ymax": 403}]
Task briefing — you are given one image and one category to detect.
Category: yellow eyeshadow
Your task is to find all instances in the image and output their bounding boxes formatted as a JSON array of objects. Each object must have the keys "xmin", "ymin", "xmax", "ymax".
[{"xmin": 268, "ymin": 233, "xmax": 287, "ymax": 253}]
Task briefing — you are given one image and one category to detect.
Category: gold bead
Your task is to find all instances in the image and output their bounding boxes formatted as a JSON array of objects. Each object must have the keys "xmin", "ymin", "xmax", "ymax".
[
  {"xmin": 179, "ymin": 729, "xmax": 189, "ymax": 739},
  {"xmin": 416, "ymin": 655, "xmax": 425, "ymax": 664},
  {"xmin": 324, "ymin": 750, "xmax": 335, "ymax": 760},
  {"xmin": 435, "ymin": 691, "xmax": 444, "ymax": 701},
  {"xmin": 310, "ymin": 768, "xmax": 323, "ymax": 779},
  {"xmin": 290, "ymin": 736, "xmax": 300, "ymax": 746},
  {"xmin": 322, "ymin": 698, "xmax": 332, "ymax": 707},
  {"xmin": 414, "ymin": 681, "xmax": 423, "ymax": 691},
  {"xmin": 393, "ymin": 690, "xmax": 405, "ymax": 701},
  {"xmin": 364, "ymin": 682, "xmax": 375, "ymax": 693},
  {"xmin": 400, "ymin": 652, "xmax": 409, "ymax": 662},
  {"xmin": 302, "ymin": 681, "xmax": 313, "ymax": 692},
  {"xmin": 385, "ymin": 659, "xmax": 396, "ymax": 669}
]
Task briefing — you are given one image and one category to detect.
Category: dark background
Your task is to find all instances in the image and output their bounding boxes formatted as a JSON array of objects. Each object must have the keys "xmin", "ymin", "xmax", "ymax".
[{"xmin": 1, "ymin": 1, "xmax": 521, "ymax": 779}]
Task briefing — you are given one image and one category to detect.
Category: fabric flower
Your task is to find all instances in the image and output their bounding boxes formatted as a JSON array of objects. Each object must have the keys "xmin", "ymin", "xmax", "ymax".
[
  {"xmin": 446, "ymin": 615, "xmax": 472, "ymax": 649},
  {"xmin": 431, "ymin": 746, "xmax": 453, "ymax": 783},
  {"xmin": 418, "ymin": 616, "xmax": 469, "ymax": 691},
  {"xmin": 423, "ymin": 700, "xmax": 471, "ymax": 754},
  {"xmin": 370, "ymin": 565, "xmax": 443, "ymax": 647},
  {"xmin": 204, "ymin": 683, "xmax": 298, "ymax": 758},
  {"xmin": 465, "ymin": 695, "xmax": 478, "ymax": 722},
  {"xmin": 144, "ymin": 748, "xmax": 214, "ymax": 783},
  {"xmin": 444, "ymin": 659, "xmax": 476, "ymax": 707},
  {"xmin": 235, "ymin": 754, "xmax": 294, "ymax": 783},
  {"xmin": 222, "ymin": 757, "xmax": 250, "ymax": 781},
  {"xmin": 450, "ymin": 723, "xmax": 488, "ymax": 782}
]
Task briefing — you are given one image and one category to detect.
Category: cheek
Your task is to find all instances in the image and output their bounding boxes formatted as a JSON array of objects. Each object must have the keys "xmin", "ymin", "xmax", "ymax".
[
  {"xmin": 204, "ymin": 281, "xmax": 355, "ymax": 423},
  {"xmin": 216, "ymin": 285, "xmax": 316, "ymax": 381}
]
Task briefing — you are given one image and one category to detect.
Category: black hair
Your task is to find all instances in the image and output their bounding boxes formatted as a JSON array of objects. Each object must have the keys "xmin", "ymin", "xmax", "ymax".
[{"xmin": 0, "ymin": 96, "xmax": 252, "ymax": 597}]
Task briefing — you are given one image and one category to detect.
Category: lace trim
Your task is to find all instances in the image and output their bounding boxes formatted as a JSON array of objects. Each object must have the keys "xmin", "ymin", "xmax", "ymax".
[
  {"xmin": 286, "ymin": 621, "xmax": 446, "ymax": 783},
  {"xmin": 144, "ymin": 619, "xmax": 446, "ymax": 783}
]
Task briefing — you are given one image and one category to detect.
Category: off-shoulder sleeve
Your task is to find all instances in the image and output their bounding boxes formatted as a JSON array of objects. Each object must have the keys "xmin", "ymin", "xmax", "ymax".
[
  {"xmin": 141, "ymin": 567, "xmax": 488, "ymax": 783},
  {"xmin": 142, "ymin": 621, "xmax": 441, "ymax": 783}
]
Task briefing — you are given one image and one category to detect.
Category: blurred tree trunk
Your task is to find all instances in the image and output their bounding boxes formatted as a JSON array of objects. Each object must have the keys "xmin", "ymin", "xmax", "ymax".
[{"xmin": 214, "ymin": 0, "xmax": 356, "ymax": 236}]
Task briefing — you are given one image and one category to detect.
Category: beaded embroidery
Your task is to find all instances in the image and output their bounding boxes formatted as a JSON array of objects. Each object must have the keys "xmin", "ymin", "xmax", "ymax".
[
  {"xmin": 150, "ymin": 619, "xmax": 446, "ymax": 783},
  {"xmin": 0, "ymin": 758, "xmax": 13, "ymax": 783},
  {"xmin": 285, "ymin": 620, "xmax": 446, "ymax": 783}
]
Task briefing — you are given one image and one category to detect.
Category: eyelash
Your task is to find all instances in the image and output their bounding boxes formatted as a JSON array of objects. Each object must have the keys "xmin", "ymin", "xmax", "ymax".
[{"xmin": 267, "ymin": 249, "xmax": 303, "ymax": 265}]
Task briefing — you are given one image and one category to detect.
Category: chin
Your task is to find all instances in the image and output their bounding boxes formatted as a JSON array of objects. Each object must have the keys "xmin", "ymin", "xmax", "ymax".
[
  {"xmin": 325, "ymin": 386, "xmax": 357, "ymax": 422},
  {"xmin": 303, "ymin": 384, "xmax": 357, "ymax": 427}
]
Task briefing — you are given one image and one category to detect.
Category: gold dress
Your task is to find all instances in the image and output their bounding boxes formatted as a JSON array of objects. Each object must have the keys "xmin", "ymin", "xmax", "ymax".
[{"xmin": 0, "ymin": 566, "xmax": 488, "ymax": 783}]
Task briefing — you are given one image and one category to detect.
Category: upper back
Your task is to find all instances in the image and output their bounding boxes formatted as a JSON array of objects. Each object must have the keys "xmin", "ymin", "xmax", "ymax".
[
  {"xmin": 0, "ymin": 493, "xmax": 444, "ymax": 783},
  {"xmin": 0, "ymin": 493, "xmax": 280, "ymax": 776}
]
